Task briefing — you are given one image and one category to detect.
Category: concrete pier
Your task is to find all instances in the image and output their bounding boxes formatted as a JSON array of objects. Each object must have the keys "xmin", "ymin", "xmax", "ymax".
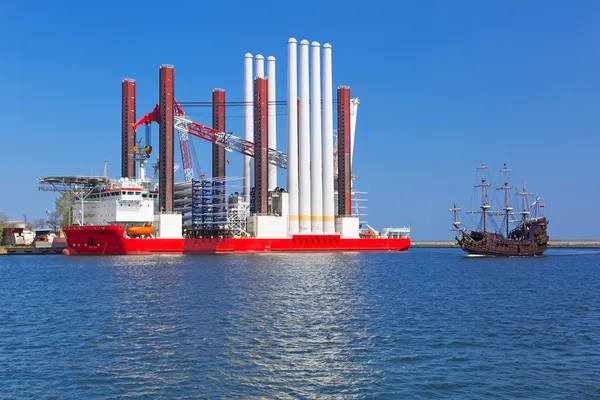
[
  {"xmin": 411, "ymin": 241, "xmax": 459, "ymax": 248},
  {"xmin": 0, "ymin": 247, "xmax": 64, "ymax": 255},
  {"xmin": 411, "ymin": 240, "xmax": 600, "ymax": 249}
]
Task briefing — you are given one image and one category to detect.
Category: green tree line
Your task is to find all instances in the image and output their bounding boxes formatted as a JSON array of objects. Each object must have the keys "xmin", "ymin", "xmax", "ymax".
[{"xmin": 1, "ymin": 193, "xmax": 73, "ymax": 234}]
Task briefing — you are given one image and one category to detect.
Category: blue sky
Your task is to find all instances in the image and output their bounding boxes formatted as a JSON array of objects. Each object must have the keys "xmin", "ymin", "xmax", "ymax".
[{"xmin": 1, "ymin": 0, "xmax": 599, "ymax": 239}]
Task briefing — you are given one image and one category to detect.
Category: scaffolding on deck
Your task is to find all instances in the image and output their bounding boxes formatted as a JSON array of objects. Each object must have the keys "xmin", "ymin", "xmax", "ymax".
[{"xmin": 188, "ymin": 176, "xmax": 248, "ymax": 238}]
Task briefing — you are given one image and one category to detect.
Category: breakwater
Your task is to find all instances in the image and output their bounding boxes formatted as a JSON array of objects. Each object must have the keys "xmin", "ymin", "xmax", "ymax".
[{"xmin": 411, "ymin": 240, "xmax": 600, "ymax": 248}]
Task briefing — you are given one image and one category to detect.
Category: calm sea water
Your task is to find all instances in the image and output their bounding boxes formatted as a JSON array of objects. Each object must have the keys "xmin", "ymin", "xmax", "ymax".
[{"xmin": 1, "ymin": 249, "xmax": 599, "ymax": 399}]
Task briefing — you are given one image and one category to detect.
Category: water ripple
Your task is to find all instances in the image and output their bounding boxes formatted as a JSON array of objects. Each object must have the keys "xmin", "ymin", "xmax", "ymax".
[{"xmin": 0, "ymin": 249, "xmax": 599, "ymax": 398}]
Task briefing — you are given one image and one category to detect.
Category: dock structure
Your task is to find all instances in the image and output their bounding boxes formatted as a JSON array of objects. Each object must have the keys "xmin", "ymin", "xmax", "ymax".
[
  {"xmin": 410, "ymin": 241, "xmax": 459, "ymax": 248},
  {"xmin": 411, "ymin": 240, "xmax": 600, "ymax": 249},
  {"xmin": 0, "ymin": 247, "xmax": 65, "ymax": 255}
]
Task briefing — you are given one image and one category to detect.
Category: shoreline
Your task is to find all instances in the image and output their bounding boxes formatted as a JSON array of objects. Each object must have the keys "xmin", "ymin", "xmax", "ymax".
[
  {"xmin": 0, "ymin": 247, "xmax": 64, "ymax": 255},
  {"xmin": 411, "ymin": 240, "xmax": 600, "ymax": 249}
]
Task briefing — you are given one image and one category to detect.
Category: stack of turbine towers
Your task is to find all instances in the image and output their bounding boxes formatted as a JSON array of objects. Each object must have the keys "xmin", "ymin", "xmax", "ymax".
[
  {"xmin": 286, "ymin": 38, "xmax": 336, "ymax": 236},
  {"xmin": 243, "ymin": 38, "xmax": 357, "ymax": 238},
  {"xmin": 243, "ymin": 54, "xmax": 279, "ymax": 201}
]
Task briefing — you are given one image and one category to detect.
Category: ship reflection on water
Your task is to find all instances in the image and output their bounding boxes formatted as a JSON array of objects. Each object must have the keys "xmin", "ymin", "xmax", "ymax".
[
  {"xmin": 2, "ymin": 250, "xmax": 598, "ymax": 397},
  {"xmin": 97, "ymin": 253, "xmax": 376, "ymax": 395},
  {"xmin": 223, "ymin": 253, "xmax": 372, "ymax": 392}
]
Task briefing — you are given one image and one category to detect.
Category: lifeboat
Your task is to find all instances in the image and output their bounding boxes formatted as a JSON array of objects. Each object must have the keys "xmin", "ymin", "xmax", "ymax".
[
  {"xmin": 127, "ymin": 225, "xmax": 154, "ymax": 237},
  {"xmin": 359, "ymin": 230, "xmax": 376, "ymax": 239}
]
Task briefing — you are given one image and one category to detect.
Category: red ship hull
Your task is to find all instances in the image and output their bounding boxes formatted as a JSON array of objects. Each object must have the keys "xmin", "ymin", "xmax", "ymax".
[{"xmin": 64, "ymin": 225, "xmax": 410, "ymax": 255}]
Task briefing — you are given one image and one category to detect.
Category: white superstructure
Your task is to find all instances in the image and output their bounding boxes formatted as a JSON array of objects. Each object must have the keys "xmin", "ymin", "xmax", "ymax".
[
  {"xmin": 381, "ymin": 227, "xmax": 411, "ymax": 239},
  {"xmin": 71, "ymin": 176, "xmax": 183, "ymax": 239},
  {"xmin": 72, "ymin": 178, "xmax": 157, "ymax": 226}
]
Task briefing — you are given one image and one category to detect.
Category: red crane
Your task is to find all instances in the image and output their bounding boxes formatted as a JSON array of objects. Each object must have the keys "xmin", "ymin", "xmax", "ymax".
[
  {"xmin": 174, "ymin": 114, "xmax": 288, "ymax": 169},
  {"xmin": 132, "ymin": 100, "xmax": 195, "ymax": 182},
  {"xmin": 135, "ymin": 101, "xmax": 352, "ymax": 180}
]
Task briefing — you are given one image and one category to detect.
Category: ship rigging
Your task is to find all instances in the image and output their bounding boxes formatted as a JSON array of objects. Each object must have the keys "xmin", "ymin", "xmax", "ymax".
[{"xmin": 451, "ymin": 162, "xmax": 549, "ymax": 257}]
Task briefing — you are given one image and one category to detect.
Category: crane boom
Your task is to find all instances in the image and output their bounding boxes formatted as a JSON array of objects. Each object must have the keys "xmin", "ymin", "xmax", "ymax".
[
  {"xmin": 174, "ymin": 115, "xmax": 288, "ymax": 169},
  {"xmin": 133, "ymin": 100, "xmax": 194, "ymax": 181},
  {"xmin": 137, "ymin": 98, "xmax": 359, "ymax": 181}
]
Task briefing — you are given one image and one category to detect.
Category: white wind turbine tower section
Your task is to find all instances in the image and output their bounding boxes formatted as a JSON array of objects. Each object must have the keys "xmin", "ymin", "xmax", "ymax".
[
  {"xmin": 322, "ymin": 43, "xmax": 335, "ymax": 234},
  {"xmin": 255, "ymin": 54, "xmax": 265, "ymax": 78},
  {"xmin": 310, "ymin": 41, "xmax": 323, "ymax": 234},
  {"xmin": 267, "ymin": 56, "xmax": 277, "ymax": 191},
  {"xmin": 332, "ymin": 98, "xmax": 359, "ymax": 177},
  {"xmin": 298, "ymin": 39, "xmax": 311, "ymax": 234},
  {"xmin": 253, "ymin": 55, "xmax": 264, "ymax": 194},
  {"xmin": 350, "ymin": 98, "xmax": 359, "ymax": 168},
  {"xmin": 243, "ymin": 53, "xmax": 253, "ymax": 203},
  {"xmin": 287, "ymin": 38, "xmax": 299, "ymax": 235}
]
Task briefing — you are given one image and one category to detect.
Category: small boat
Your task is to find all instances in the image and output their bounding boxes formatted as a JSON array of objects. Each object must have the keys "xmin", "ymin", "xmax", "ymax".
[{"xmin": 450, "ymin": 163, "xmax": 549, "ymax": 257}]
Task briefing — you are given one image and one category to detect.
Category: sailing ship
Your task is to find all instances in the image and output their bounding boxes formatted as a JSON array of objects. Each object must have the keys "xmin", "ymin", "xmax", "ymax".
[{"xmin": 450, "ymin": 162, "xmax": 549, "ymax": 256}]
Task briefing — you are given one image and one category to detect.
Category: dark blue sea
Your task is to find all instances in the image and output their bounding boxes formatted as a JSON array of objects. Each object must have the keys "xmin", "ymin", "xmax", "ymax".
[{"xmin": 1, "ymin": 249, "xmax": 599, "ymax": 399}]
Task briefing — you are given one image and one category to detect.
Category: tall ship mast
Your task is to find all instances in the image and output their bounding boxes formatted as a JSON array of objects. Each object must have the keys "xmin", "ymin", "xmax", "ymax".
[
  {"xmin": 451, "ymin": 163, "xmax": 549, "ymax": 256},
  {"xmin": 497, "ymin": 163, "xmax": 516, "ymax": 238},
  {"xmin": 466, "ymin": 162, "xmax": 492, "ymax": 232}
]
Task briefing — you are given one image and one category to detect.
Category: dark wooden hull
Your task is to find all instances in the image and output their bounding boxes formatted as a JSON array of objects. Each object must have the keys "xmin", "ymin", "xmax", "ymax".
[
  {"xmin": 457, "ymin": 218, "xmax": 549, "ymax": 257},
  {"xmin": 459, "ymin": 239, "xmax": 547, "ymax": 256}
]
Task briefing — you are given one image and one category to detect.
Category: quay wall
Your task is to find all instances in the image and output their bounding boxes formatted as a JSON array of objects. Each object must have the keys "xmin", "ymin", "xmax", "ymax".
[{"xmin": 411, "ymin": 240, "xmax": 600, "ymax": 248}]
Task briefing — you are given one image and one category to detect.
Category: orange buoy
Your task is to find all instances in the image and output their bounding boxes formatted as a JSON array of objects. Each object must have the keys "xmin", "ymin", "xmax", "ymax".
[
  {"xmin": 62, "ymin": 248, "xmax": 71, "ymax": 256},
  {"xmin": 126, "ymin": 225, "xmax": 154, "ymax": 236}
]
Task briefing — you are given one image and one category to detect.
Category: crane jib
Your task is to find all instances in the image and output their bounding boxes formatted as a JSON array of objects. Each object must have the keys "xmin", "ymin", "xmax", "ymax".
[{"xmin": 174, "ymin": 115, "xmax": 288, "ymax": 170}]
